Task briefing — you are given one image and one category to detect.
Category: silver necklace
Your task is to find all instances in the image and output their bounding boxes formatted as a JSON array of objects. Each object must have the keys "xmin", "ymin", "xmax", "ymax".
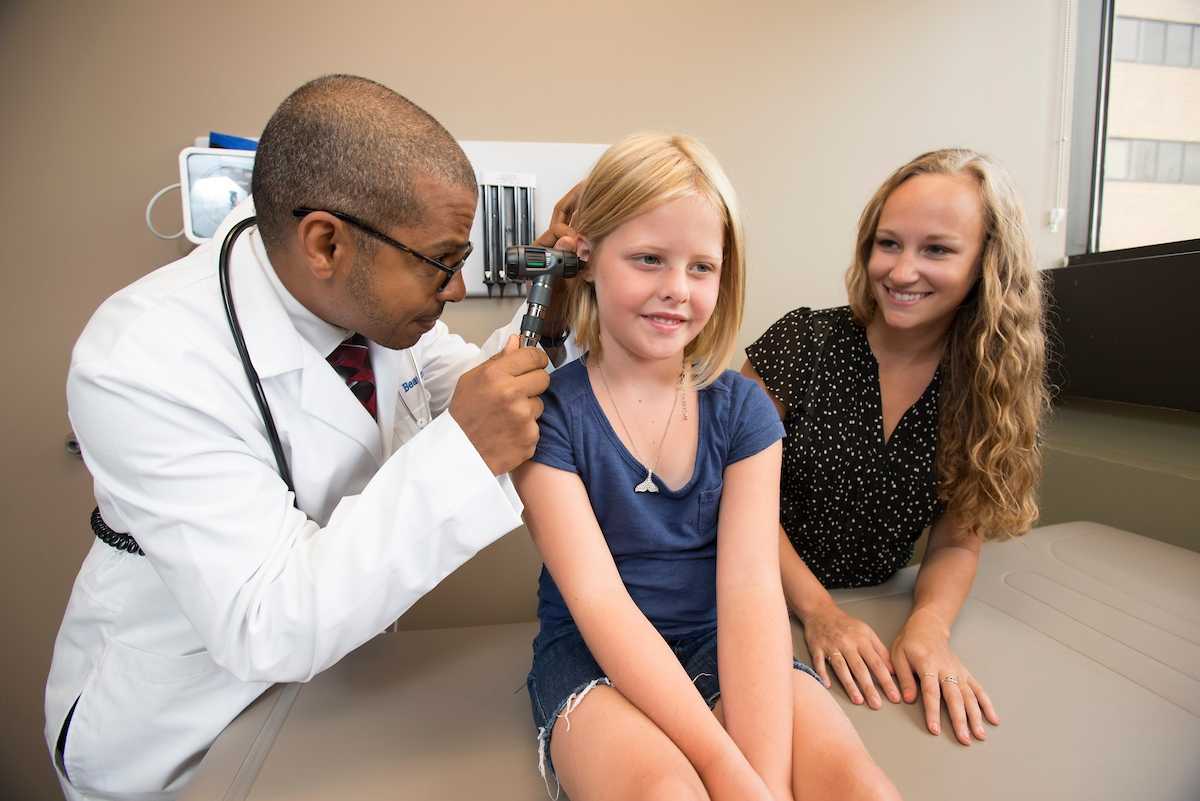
[{"xmin": 596, "ymin": 362, "xmax": 685, "ymax": 494}]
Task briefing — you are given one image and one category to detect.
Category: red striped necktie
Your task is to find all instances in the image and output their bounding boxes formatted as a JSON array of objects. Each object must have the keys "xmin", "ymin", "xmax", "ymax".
[{"xmin": 326, "ymin": 333, "xmax": 377, "ymax": 420}]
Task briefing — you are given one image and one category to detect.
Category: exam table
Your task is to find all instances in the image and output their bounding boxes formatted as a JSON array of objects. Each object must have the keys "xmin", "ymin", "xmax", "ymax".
[{"xmin": 180, "ymin": 522, "xmax": 1200, "ymax": 800}]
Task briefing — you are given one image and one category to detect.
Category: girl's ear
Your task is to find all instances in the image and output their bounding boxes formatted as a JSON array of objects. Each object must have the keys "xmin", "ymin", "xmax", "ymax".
[
  {"xmin": 576, "ymin": 237, "xmax": 594, "ymax": 281},
  {"xmin": 576, "ymin": 236, "xmax": 593, "ymax": 262}
]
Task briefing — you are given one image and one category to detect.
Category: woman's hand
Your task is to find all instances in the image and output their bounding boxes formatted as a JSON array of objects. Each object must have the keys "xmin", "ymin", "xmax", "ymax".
[
  {"xmin": 800, "ymin": 599, "xmax": 901, "ymax": 709},
  {"xmin": 891, "ymin": 607, "xmax": 999, "ymax": 745}
]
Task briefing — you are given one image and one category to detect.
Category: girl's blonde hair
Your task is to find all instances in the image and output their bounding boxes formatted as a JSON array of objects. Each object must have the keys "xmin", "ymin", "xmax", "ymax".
[
  {"xmin": 563, "ymin": 132, "xmax": 745, "ymax": 388},
  {"xmin": 846, "ymin": 149, "xmax": 1048, "ymax": 540}
]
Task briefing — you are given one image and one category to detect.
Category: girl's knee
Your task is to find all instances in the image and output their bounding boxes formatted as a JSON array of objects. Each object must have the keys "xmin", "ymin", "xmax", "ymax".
[
  {"xmin": 796, "ymin": 760, "xmax": 901, "ymax": 801},
  {"xmin": 852, "ymin": 765, "xmax": 902, "ymax": 801},
  {"xmin": 636, "ymin": 771, "xmax": 709, "ymax": 801}
]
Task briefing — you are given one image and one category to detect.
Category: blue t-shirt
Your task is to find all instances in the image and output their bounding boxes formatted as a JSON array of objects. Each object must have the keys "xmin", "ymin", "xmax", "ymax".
[{"xmin": 531, "ymin": 358, "xmax": 786, "ymax": 639}]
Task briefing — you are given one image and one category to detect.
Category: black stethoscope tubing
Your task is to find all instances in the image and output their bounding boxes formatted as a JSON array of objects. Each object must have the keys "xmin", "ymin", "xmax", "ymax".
[
  {"xmin": 90, "ymin": 216, "xmax": 295, "ymax": 555},
  {"xmin": 218, "ymin": 216, "xmax": 296, "ymax": 495}
]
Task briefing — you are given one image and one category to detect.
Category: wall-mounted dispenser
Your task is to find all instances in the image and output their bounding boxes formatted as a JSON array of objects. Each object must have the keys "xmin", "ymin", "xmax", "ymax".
[{"xmin": 458, "ymin": 141, "xmax": 607, "ymax": 299}]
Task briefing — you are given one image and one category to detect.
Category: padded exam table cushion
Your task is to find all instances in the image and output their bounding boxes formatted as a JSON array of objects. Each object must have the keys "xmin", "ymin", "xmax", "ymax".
[{"xmin": 182, "ymin": 522, "xmax": 1200, "ymax": 800}]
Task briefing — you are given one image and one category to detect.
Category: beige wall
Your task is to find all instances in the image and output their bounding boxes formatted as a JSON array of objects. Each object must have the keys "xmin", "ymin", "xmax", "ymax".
[
  {"xmin": 1100, "ymin": 182, "xmax": 1200, "ymax": 250},
  {"xmin": 0, "ymin": 1, "xmax": 1071, "ymax": 797},
  {"xmin": 1120, "ymin": 0, "xmax": 1200, "ymax": 24},
  {"xmin": 1107, "ymin": 63, "xmax": 1200, "ymax": 142}
]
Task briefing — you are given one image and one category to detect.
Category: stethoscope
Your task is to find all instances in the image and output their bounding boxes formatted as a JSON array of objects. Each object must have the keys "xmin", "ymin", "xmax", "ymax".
[
  {"xmin": 93, "ymin": 214, "xmax": 474, "ymax": 553},
  {"xmin": 219, "ymin": 216, "xmax": 296, "ymax": 495},
  {"xmin": 217, "ymin": 220, "xmax": 563, "ymax": 500},
  {"xmin": 91, "ymin": 215, "xmax": 292, "ymax": 555}
]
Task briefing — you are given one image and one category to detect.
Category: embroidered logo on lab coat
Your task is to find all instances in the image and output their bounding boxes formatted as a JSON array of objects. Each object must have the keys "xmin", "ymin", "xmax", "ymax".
[{"xmin": 402, "ymin": 375, "xmax": 421, "ymax": 392}]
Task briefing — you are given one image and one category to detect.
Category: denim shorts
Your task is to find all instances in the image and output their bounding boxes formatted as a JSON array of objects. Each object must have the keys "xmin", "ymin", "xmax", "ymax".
[{"xmin": 526, "ymin": 625, "xmax": 821, "ymax": 788}]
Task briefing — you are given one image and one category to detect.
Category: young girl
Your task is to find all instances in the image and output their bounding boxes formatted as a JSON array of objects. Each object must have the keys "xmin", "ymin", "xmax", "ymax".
[
  {"xmin": 742, "ymin": 149, "xmax": 1048, "ymax": 746},
  {"xmin": 514, "ymin": 133, "xmax": 899, "ymax": 801}
]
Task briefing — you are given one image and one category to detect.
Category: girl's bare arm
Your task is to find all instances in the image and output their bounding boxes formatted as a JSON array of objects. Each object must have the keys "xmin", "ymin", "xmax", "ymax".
[{"xmin": 715, "ymin": 442, "xmax": 795, "ymax": 798}]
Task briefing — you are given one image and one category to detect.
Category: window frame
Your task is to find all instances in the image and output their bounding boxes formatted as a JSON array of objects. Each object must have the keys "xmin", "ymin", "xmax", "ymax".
[
  {"xmin": 1052, "ymin": 0, "xmax": 1199, "ymax": 413},
  {"xmin": 1067, "ymin": 1, "xmax": 1200, "ymax": 256}
]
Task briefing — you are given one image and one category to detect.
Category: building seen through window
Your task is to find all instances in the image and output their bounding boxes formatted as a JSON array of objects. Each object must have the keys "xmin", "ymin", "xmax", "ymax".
[{"xmin": 1100, "ymin": 0, "xmax": 1200, "ymax": 250}]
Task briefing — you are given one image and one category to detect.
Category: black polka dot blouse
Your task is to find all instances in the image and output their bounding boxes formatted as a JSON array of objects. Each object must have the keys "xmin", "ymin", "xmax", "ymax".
[{"xmin": 745, "ymin": 306, "xmax": 945, "ymax": 589}]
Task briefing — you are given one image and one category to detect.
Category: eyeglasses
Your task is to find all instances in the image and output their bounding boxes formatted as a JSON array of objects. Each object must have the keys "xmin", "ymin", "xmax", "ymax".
[{"xmin": 292, "ymin": 207, "xmax": 472, "ymax": 292}]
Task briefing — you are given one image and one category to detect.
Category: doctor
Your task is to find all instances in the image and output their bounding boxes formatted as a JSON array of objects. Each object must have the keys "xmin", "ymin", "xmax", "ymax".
[{"xmin": 45, "ymin": 74, "xmax": 550, "ymax": 800}]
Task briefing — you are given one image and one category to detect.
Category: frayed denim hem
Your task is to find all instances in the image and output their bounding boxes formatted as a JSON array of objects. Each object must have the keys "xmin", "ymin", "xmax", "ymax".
[
  {"xmin": 535, "ymin": 677, "xmax": 613, "ymax": 800},
  {"xmin": 700, "ymin": 660, "xmax": 823, "ymax": 708}
]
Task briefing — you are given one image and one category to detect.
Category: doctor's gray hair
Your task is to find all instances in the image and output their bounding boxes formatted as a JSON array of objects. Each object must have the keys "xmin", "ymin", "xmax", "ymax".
[{"xmin": 251, "ymin": 74, "xmax": 477, "ymax": 253}]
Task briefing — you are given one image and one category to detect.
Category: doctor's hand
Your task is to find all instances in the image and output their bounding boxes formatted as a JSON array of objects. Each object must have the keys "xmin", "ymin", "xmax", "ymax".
[
  {"xmin": 533, "ymin": 181, "xmax": 581, "ymax": 252},
  {"xmin": 891, "ymin": 608, "xmax": 998, "ymax": 745},
  {"xmin": 799, "ymin": 598, "xmax": 901, "ymax": 710},
  {"xmin": 534, "ymin": 183, "xmax": 582, "ymax": 342},
  {"xmin": 451, "ymin": 335, "xmax": 550, "ymax": 475}
]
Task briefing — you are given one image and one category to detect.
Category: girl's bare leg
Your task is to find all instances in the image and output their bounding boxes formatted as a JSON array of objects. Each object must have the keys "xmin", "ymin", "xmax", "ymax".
[
  {"xmin": 550, "ymin": 684, "xmax": 710, "ymax": 801},
  {"xmin": 713, "ymin": 671, "xmax": 901, "ymax": 801}
]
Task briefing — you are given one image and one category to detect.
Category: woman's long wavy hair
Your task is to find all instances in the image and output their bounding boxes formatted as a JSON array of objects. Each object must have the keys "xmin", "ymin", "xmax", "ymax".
[
  {"xmin": 846, "ymin": 149, "xmax": 1048, "ymax": 540},
  {"xmin": 561, "ymin": 131, "xmax": 745, "ymax": 388}
]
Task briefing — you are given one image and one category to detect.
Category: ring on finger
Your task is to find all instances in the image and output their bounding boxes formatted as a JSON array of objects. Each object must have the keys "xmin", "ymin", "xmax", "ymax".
[
  {"xmin": 828, "ymin": 651, "xmax": 843, "ymax": 660},
  {"xmin": 921, "ymin": 672, "xmax": 937, "ymax": 680},
  {"xmin": 941, "ymin": 674, "xmax": 960, "ymax": 685}
]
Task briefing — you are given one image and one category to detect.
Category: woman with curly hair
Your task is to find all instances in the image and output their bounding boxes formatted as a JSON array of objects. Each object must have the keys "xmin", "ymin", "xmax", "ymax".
[{"xmin": 742, "ymin": 148, "xmax": 1048, "ymax": 747}]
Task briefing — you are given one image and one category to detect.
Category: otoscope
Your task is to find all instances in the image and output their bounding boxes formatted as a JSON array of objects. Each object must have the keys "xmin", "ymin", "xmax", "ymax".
[{"xmin": 504, "ymin": 245, "xmax": 581, "ymax": 347}]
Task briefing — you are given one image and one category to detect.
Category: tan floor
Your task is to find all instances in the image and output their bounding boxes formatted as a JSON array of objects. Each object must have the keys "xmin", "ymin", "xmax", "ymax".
[{"xmin": 182, "ymin": 522, "xmax": 1200, "ymax": 801}]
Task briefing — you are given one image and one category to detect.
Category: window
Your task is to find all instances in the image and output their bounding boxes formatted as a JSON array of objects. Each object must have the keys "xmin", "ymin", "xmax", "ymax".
[
  {"xmin": 1105, "ymin": 138, "xmax": 1130, "ymax": 179},
  {"xmin": 1166, "ymin": 22, "xmax": 1193, "ymax": 66},
  {"xmin": 1113, "ymin": 16, "xmax": 1139, "ymax": 60},
  {"xmin": 1113, "ymin": 15, "xmax": 1200, "ymax": 68},
  {"xmin": 1069, "ymin": 2, "xmax": 1200, "ymax": 254},
  {"xmin": 1185, "ymin": 142, "xmax": 1200, "ymax": 183},
  {"xmin": 1106, "ymin": 138, "xmax": 1200, "ymax": 185},
  {"xmin": 1053, "ymin": 0, "xmax": 1199, "ymax": 414}
]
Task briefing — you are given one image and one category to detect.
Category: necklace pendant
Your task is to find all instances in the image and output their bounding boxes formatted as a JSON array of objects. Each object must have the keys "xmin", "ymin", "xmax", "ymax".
[{"xmin": 634, "ymin": 470, "xmax": 659, "ymax": 494}]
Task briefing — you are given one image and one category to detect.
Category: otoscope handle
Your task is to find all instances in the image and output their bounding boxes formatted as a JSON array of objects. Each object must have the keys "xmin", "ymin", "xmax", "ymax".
[{"xmin": 519, "ymin": 274, "xmax": 554, "ymax": 347}]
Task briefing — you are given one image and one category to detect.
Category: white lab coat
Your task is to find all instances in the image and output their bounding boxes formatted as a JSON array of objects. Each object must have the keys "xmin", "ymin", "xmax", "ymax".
[{"xmin": 45, "ymin": 199, "xmax": 534, "ymax": 800}]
